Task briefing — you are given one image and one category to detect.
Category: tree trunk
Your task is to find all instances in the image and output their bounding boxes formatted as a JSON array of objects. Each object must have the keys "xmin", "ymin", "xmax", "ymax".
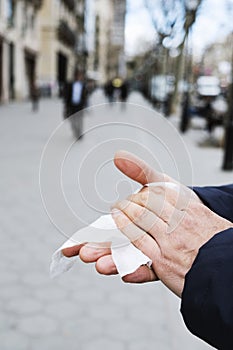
[{"xmin": 170, "ymin": 33, "xmax": 187, "ymax": 115}]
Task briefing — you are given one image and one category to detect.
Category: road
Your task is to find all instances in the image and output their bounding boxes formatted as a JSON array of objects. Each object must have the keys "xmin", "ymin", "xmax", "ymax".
[{"xmin": 0, "ymin": 89, "xmax": 232, "ymax": 350}]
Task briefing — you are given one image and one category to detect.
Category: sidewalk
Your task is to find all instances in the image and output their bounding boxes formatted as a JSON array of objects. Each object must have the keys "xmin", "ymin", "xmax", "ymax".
[{"xmin": 1, "ymin": 91, "xmax": 231, "ymax": 350}]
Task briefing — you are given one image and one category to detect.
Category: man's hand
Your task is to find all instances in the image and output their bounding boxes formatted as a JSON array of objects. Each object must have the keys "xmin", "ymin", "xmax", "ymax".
[
  {"xmin": 111, "ymin": 183, "xmax": 233, "ymax": 296},
  {"xmin": 63, "ymin": 150, "xmax": 171, "ymax": 282},
  {"xmin": 63, "ymin": 150, "xmax": 231, "ymax": 292}
]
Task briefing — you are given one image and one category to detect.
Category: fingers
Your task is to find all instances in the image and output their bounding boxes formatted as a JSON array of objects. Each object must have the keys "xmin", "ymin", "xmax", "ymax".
[
  {"xmin": 95, "ymin": 255, "xmax": 118, "ymax": 275},
  {"xmin": 128, "ymin": 190, "xmax": 176, "ymax": 223},
  {"xmin": 114, "ymin": 150, "xmax": 171, "ymax": 185},
  {"xmin": 63, "ymin": 241, "xmax": 158, "ymax": 283},
  {"xmin": 62, "ymin": 244, "xmax": 84, "ymax": 258},
  {"xmin": 122, "ymin": 265, "xmax": 158, "ymax": 283},
  {"xmin": 128, "ymin": 188, "xmax": 182, "ymax": 227},
  {"xmin": 142, "ymin": 184, "xmax": 194, "ymax": 211},
  {"xmin": 62, "ymin": 243, "xmax": 111, "ymax": 263},
  {"xmin": 112, "ymin": 199, "xmax": 168, "ymax": 243},
  {"xmin": 61, "ymin": 225, "xmax": 159, "ymax": 285},
  {"xmin": 96, "ymin": 255, "xmax": 158, "ymax": 284},
  {"xmin": 111, "ymin": 209, "xmax": 161, "ymax": 260},
  {"xmin": 145, "ymin": 185, "xmax": 180, "ymax": 207},
  {"xmin": 79, "ymin": 244, "xmax": 111, "ymax": 263}
]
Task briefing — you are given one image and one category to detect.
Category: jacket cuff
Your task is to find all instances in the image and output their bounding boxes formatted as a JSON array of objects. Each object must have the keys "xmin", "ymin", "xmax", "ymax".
[
  {"xmin": 192, "ymin": 185, "xmax": 233, "ymax": 222},
  {"xmin": 181, "ymin": 229, "xmax": 233, "ymax": 349}
]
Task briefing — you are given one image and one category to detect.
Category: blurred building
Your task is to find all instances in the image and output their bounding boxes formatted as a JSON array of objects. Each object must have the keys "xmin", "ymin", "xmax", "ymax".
[
  {"xmin": 0, "ymin": 0, "xmax": 126, "ymax": 102},
  {"xmin": 201, "ymin": 33, "xmax": 233, "ymax": 87},
  {"xmin": 0, "ymin": 0, "xmax": 43, "ymax": 102},
  {"xmin": 0, "ymin": 0, "xmax": 87, "ymax": 102},
  {"xmin": 38, "ymin": 0, "xmax": 86, "ymax": 97},
  {"xmin": 87, "ymin": 0, "xmax": 126, "ymax": 84}
]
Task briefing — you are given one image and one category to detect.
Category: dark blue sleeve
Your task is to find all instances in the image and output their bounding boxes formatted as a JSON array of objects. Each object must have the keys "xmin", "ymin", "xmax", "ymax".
[
  {"xmin": 192, "ymin": 184, "xmax": 233, "ymax": 222},
  {"xmin": 181, "ymin": 229, "xmax": 233, "ymax": 349}
]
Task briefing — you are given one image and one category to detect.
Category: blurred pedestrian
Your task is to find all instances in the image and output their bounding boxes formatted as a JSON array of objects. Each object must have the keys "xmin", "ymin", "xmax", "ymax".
[
  {"xmin": 202, "ymin": 97, "xmax": 214, "ymax": 134},
  {"xmin": 63, "ymin": 69, "xmax": 88, "ymax": 139},
  {"xmin": 31, "ymin": 82, "xmax": 40, "ymax": 112},
  {"xmin": 120, "ymin": 80, "xmax": 129, "ymax": 103},
  {"xmin": 104, "ymin": 80, "xmax": 114, "ymax": 103},
  {"xmin": 112, "ymin": 77, "xmax": 123, "ymax": 102}
]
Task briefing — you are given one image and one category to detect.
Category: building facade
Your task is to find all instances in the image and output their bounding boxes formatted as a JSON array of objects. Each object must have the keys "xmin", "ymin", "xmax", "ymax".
[
  {"xmin": 0, "ymin": 0, "xmax": 87, "ymax": 102},
  {"xmin": 86, "ymin": 0, "xmax": 126, "ymax": 84},
  {"xmin": 38, "ymin": 0, "xmax": 86, "ymax": 97},
  {"xmin": 110, "ymin": 0, "xmax": 126, "ymax": 78},
  {"xmin": 201, "ymin": 34, "xmax": 233, "ymax": 87},
  {"xmin": 0, "ymin": 0, "xmax": 126, "ymax": 101},
  {"xmin": 0, "ymin": 0, "xmax": 43, "ymax": 102}
]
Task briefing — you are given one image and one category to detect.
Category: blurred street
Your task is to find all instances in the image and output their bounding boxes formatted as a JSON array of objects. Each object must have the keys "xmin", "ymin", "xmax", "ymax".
[{"xmin": 1, "ymin": 90, "xmax": 232, "ymax": 350}]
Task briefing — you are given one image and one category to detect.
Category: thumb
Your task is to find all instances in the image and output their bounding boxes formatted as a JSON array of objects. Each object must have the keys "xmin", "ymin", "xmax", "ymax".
[{"xmin": 114, "ymin": 150, "xmax": 171, "ymax": 185}]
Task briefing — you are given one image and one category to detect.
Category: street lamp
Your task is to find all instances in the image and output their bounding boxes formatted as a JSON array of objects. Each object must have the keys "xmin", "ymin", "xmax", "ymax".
[
  {"xmin": 222, "ymin": 34, "xmax": 233, "ymax": 170},
  {"xmin": 180, "ymin": 0, "xmax": 199, "ymax": 133}
]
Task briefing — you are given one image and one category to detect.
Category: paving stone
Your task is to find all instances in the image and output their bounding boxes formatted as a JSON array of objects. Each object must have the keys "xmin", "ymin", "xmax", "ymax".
[
  {"xmin": 21, "ymin": 272, "xmax": 50, "ymax": 287},
  {"xmin": 105, "ymin": 319, "xmax": 150, "ymax": 340},
  {"xmin": 0, "ymin": 270, "xmax": 19, "ymax": 284},
  {"xmin": 128, "ymin": 304, "xmax": 168, "ymax": 327},
  {"xmin": 108, "ymin": 289, "xmax": 145, "ymax": 305},
  {"xmin": 56, "ymin": 272, "xmax": 93, "ymax": 290},
  {"xmin": 3, "ymin": 252, "xmax": 33, "ymax": 271},
  {"xmin": 0, "ymin": 330, "xmax": 29, "ymax": 350},
  {"xmin": 0, "ymin": 312, "xmax": 17, "ymax": 332},
  {"xmin": 34, "ymin": 285, "xmax": 68, "ymax": 302},
  {"xmin": 0, "ymin": 284, "xmax": 29, "ymax": 299},
  {"xmin": 61, "ymin": 318, "xmax": 104, "ymax": 340},
  {"xmin": 6, "ymin": 297, "xmax": 42, "ymax": 315},
  {"xmin": 45, "ymin": 300, "xmax": 84, "ymax": 319},
  {"xmin": 88, "ymin": 303, "xmax": 126, "ymax": 321},
  {"xmin": 128, "ymin": 337, "xmax": 170, "ymax": 350},
  {"xmin": 18, "ymin": 315, "xmax": 58, "ymax": 336},
  {"xmin": 32, "ymin": 335, "xmax": 82, "ymax": 350},
  {"xmin": 83, "ymin": 337, "xmax": 126, "ymax": 350},
  {"xmin": 71, "ymin": 287, "xmax": 106, "ymax": 303}
]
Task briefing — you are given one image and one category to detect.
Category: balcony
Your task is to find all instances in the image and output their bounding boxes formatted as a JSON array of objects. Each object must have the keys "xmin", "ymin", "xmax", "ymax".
[
  {"xmin": 25, "ymin": 0, "xmax": 43, "ymax": 9},
  {"xmin": 57, "ymin": 20, "xmax": 76, "ymax": 48},
  {"xmin": 61, "ymin": 0, "xmax": 75, "ymax": 12}
]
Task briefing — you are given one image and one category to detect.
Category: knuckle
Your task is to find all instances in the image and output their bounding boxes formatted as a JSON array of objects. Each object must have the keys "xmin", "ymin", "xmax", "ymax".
[
  {"xmin": 172, "ymin": 235, "xmax": 187, "ymax": 251},
  {"xmin": 114, "ymin": 213, "xmax": 128, "ymax": 229},
  {"xmin": 140, "ymin": 190, "xmax": 150, "ymax": 204},
  {"xmin": 162, "ymin": 210, "xmax": 170, "ymax": 222},
  {"xmin": 161, "ymin": 207, "xmax": 172, "ymax": 222},
  {"xmin": 131, "ymin": 190, "xmax": 150, "ymax": 206},
  {"xmin": 119, "ymin": 200, "xmax": 131, "ymax": 211},
  {"xmin": 133, "ymin": 207, "xmax": 148, "ymax": 223},
  {"xmin": 127, "ymin": 193, "xmax": 137, "ymax": 202},
  {"xmin": 151, "ymin": 185, "xmax": 164, "ymax": 195},
  {"xmin": 130, "ymin": 205, "xmax": 145, "ymax": 219},
  {"xmin": 182, "ymin": 215, "xmax": 193, "ymax": 230},
  {"xmin": 133, "ymin": 233, "xmax": 148, "ymax": 250},
  {"xmin": 166, "ymin": 191, "xmax": 179, "ymax": 206}
]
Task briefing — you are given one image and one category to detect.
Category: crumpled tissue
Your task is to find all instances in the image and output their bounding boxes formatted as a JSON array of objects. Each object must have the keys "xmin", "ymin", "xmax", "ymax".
[
  {"xmin": 50, "ymin": 214, "xmax": 151, "ymax": 278},
  {"xmin": 50, "ymin": 182, "xmax": 179, "ymax": 278}
]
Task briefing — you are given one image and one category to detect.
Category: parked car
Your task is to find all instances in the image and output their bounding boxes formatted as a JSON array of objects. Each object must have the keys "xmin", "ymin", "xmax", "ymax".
[
  {"xmin": 150, "ymin": 75, "xmax": 174, "ymax": 103},
  {"xmin": 196, "ymin": 76, "xmax": 221, "ymax": 97},
  {"xmin": 194, "ymin": 76, "xmax": 227, "ymax": 133}
]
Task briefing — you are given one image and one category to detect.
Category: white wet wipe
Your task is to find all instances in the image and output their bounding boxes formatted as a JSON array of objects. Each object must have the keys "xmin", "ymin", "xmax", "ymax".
[
  {"xmin": 50, "ymin": 182, "xmax": 180, "ymax": 278},
  {"xmin": 50, "ymin": 214, "xmax": 152, "ymax": 278}
]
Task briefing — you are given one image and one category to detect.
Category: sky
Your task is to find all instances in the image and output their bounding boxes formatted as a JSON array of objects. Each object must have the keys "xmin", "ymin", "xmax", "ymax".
[{"xmin": 125, "ymin": 0, "xmax": 233, "ymax": 57}]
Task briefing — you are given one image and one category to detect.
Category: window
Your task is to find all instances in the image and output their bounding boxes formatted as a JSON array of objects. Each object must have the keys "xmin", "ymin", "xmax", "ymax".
[{"xmin": 6, "ymin": 0, "xmax": 15, "ymax": 27}]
